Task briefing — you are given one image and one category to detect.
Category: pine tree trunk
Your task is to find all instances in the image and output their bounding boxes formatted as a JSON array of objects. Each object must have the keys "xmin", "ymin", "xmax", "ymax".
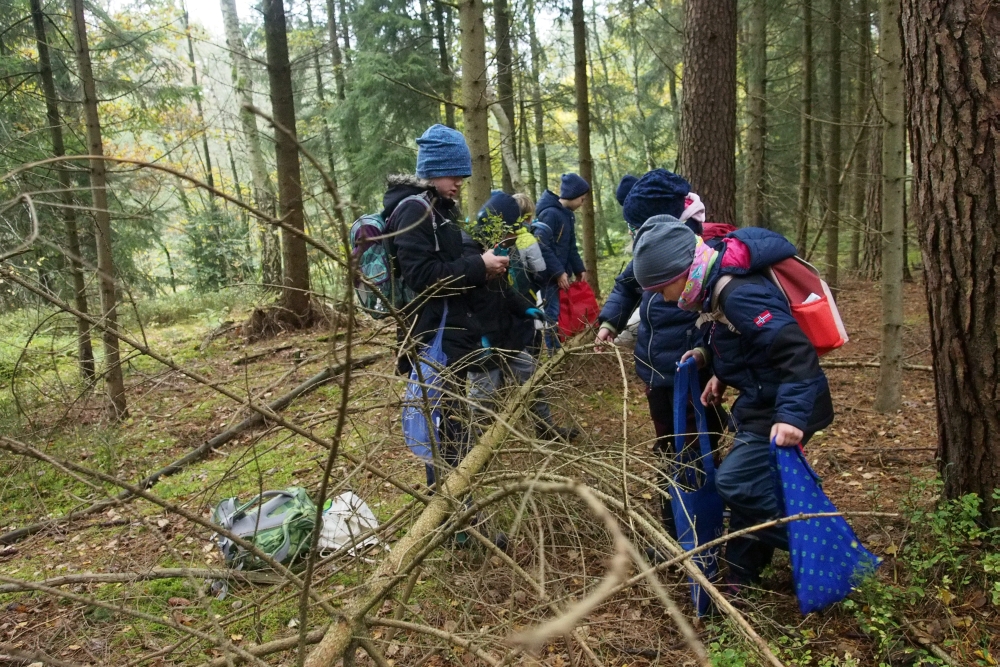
[
  {"xmin": 873, "ymin": 0, "xmax": 904, "ymax": 413},
  {"xmin": 182, "ymin": 7, "xmax": 216, "ymax": 196},
  {"xmin": 493, "ymin": 0, "xmax": 515, "ymax": 192},
  {"xmin": 220, "ymin": 0, "xmax": 282, "ymax": 289},
  {"xmin": 902, "ymin": 0, "xmax": 1000, "ymax": 519},
  {"xmin": 31, "ymin": 0, "xmax": 95, "ymax": 383},
  {"xmin": 339, "ymin": 0, "xmax": 352, "ymax": 65},
  {"xmin": 262, "ymin": 0, "xmax": 312, "ymax": 322},
  {"xmin": 572, "ymin": 0, "xmax": 598, "ymax": 296},
  {"xmin": 795, "ymin": 0, "xmax": 813, "ymax": 252},
  {"xmin": 861, "ymin": 110, "xmax": 883, "ymax": 280},
  {"xmin": 306, "ymin": 0, "xmax": 345, "ymax": 226},
  {"xmin": 527, "ymin": 0, "xmax": 547, "ymax": 193},
  {"xmin": 849, "ymin": 0, "xmax": 872, "ymax": 272},
  {"xmin": 743, "ymin": 0, "xmax": 767, "ymax": 228},
  {"xmin": 324, "ymin": 0, "xmax": 347, "ymax": 99},
  {"xmin": 520, "ymin": 84, "xmax": 537, "ymax": 199},
  {"xmin": 459, "ymin": 0, "xmax": 491, "ymax": 213},
  {"xmin": 434, "ymin": 1, "xmax": 455, "ymax": 128},
  {"xmin": 679, "ymin": 0, "xmax": 737, "ymax": 224},
  {"xmin": 823, "ymin": 0, "xmax": 843, "ymax": 287},
  {"xmin": 71, "ymin": 0, "xmax": 127, "ymax": 418}
]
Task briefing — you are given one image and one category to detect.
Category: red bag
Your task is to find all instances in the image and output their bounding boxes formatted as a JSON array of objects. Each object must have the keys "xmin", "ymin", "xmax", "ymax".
[{"xmin": 558, "ymin": 281, "xmax": 599, "ymax": 340}]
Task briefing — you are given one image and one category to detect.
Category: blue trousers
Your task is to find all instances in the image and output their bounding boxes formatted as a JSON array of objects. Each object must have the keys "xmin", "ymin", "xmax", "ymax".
[
  {"xmin": 542, "ymin": 283, "xmax": 561, "ymax": 352},
  {"xmin": 715, "ymin": 431, "xmax": 789, "ymax": 583},
  {"xmin": 467, "ymin": 350, "xmax": 555, "ymax": 428}
]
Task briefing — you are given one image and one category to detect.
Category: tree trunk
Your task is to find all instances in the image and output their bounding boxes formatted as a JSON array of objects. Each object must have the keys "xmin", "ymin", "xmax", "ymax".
[
  {"xmin": 325, "ymin": 0, "xmax": 347, "ymax": 99},
  {"xmin": 220, "ymin": 0, "xmax": 282, "ymax": 289},
  {"xmin": 872, "ymin": 0, "xmax": 904, "ymax": 413},
  {"xmin": 795, "ymin": 0, "xmax": 813, "ymax": 252},
  {"xmin": 520, "ymin": 82, "xmax": 537, "ymax": 199},
  {"xmin": 493, "ymin": 0, "xmax": 515, "ymax": 192},
  {"xmin": 31, "ymin": 0, "xmax": 95, "ymax": 383},
  {"xmin": 679, "ymin": 0, "xmax": 737, "ymax": 224},
  {"xmin": 434, "ymin": 1, "xmax": 455, "ymax": 128},
  {"xmin": 861, "ymin": 109, "xmax": 883, "ymax": 280},
  {"xmin": 306, "ymin": 0, "xmax": 345, "ymax": 226},
  {"xmin": 339, "ymin": 0, "xmax": 352, "ymax": 66},
  {"xmin": 71, "ymin": 0, "xmax": 127, "ymax": 419},
  {"xmin": 849, "ymin": 0, "xmax": 872, "ymax": 272},
  {"xmin": 572, "ymin": 0, "xmax": 598, "ymax": 296},
  {"xmin": 486, "ymin": 88, "xmax": 523, "ymax": 191},
  {"xmin": 527, "ymin": 0, "xmax": 547, "ymax": 193},
  {"xmin": 823, "ymin": 0, "xmax": 843, "ymax": 287},
  {"xmin": 902, "ymin": 0, "xmax": 1000, "ymax": 519},
  {"xmin": 181, "ymin": 6, "xmax": 216, "ymax": 197},
  {"xmin": 262, "ymin": 0, "xmax": 312, "ymax": 321},
  {"xmin": 458, "ymin": 0, "xmax": 491, "ymax": 214},
  {"xmin": 743, "ymin": 0, "xmax": 767, "ymax": 228}
]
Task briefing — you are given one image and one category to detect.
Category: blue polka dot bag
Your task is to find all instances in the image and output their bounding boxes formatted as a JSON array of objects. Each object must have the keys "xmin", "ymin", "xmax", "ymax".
[
  {"xmin": 773, "ymin": 442, "xmax": 881, "ymax": 614},
  {"xmin": 670, "ymin": 359, "xmax": 725, "ymax": 616}
]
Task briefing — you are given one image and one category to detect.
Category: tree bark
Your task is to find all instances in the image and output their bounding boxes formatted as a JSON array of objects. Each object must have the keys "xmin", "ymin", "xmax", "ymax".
[
  {"xmin": 181, "ymin": 7, "xmax": 216, "ymax": 196},
  {"xmin": 527, "ymin": 0, "xmax": 547, "ymax": 193},
  {"xmin": 434, "ymin": 1, "xmax": 456, "ymax": 127},
  {"xmin": 743, "ymin": 0, "xmax": 767, "ymax": 228},
  {"xmin": 795, "ymin": 0, "xmax": 813, "ymax": 252},
  {"xmin": 679, "ymin": 0, "xmax": 737, "ymax": 224},
  {"xmin": 861, "ymin": 109, "xmax": 883, "ymax": 280},
  {"xmin": 823, "ymin": 0, "xmax": 843, "ymax": 287},
  {"xmin": 306, "ymin": 0, "xmax": 345, "ymax": 226},
  {"xmin": 459, "ymin": 0, "xmax": 491, "ymax": 214},
  {"xmin": 262, "ymin": 0, "xmax": 312, "ymax": 321},
  {"xmin": 902, "ymin": 0, "xmax": 1000, "ymax": 518},
  {"xmin": 324, "ymin": 0, "xmax": 347, "ymax": 99},
  {"xmin": 71, "ymin": 0, "xmax": 127, "ymax": 419},
  {"xmin": 572, "ymin": 0, "xmax": 598, "ymax": 296},
  {"xmin": 520, "ymin": 81, "xmax": 537, "ymax": 199},
  {"xmin": 849, "ymin": 0, "xmax": 872, "ymax": 272},
  {"xmin": 486, "ymin": 88, "xmax": 524, "ymax": 192},
  {"xmin": 31, "ymin": 0, "xmax": 95, "ymax": 383},
  {"xmin": 219, "ymin": 0, "xmax": 282, "ymax": 289},
  {"xmin": 873, "ymin": 0, "xmax": 904, "ymax": 413},
  {"xmin": 493, "ymin": 0, "xmax": 515, "ymax": 191}
]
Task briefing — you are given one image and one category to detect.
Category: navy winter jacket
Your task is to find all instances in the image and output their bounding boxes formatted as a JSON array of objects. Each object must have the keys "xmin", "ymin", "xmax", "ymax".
[
  {"xmin": 703, "ymin": 228, "xmax": 834, "ymax": 438},
  {"xmin": 382, "ymin": 176, "xmax": 487, "ymax": 371},
  {"xmin": 533, "ymin": 190, "xmax": 586, "ymax": 282},
  {"xmin": 598, "ymin": 259, "xmax": 701, "ymax": 388}
]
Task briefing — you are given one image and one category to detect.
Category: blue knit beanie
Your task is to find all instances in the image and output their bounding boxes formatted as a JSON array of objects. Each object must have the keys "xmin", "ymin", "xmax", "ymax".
[
  {"xmin": 622, "ymin": 169, "xmax": 691, "ymax": 231},
  {"xmin": 559, "ymin": 173, "xmax": 590, "ymax": 200},
  {"xmin": 416, "ymin": 124, "xmax": 472, "ymax": 179},
  {"xmin": 615, "ymin": 174, "xmax": 638, "ymax": 206},
  {"xmin": 477, "ymin": 192, "xmax": 521, "ymax": 231},
  {"xmin": 632, "ymin": 218, "xmax": 697, "ymax": 291}
]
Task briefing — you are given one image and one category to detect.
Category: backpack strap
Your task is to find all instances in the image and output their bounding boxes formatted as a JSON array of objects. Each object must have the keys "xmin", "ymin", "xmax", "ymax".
[
  {"xmin": 388, "ymin": 192, "xmax": 440, "ymax": 252},
  {"xmin": 530, "ymin": 219, "xmax": 557, "ymax": 242},
  {"xmin": 700, "ymin": 274, "xmax": 768, "ymax": 334}
]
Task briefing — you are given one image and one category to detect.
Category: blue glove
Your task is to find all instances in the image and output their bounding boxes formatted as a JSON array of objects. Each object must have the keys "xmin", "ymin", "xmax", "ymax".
[
  {"xmin": 481, "ymin": 336, "xmax": 491, "ymax": 348},
  {"xmin": 526, "ymin": 308, "xmax": 545, "ymax": 320}
]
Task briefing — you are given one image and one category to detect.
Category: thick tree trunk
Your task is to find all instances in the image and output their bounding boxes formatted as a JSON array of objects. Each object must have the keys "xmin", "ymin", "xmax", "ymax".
[
  {"xmin": 493, "ymin": 0, "xmax": 515, "ymax": 192},
  {"xmin": 220, "ymin": 0, "xmax": 282, "ymax": 289},
  {"xmin": 31, "ymin": 0, "xmax": 95, "ymax": 383},
  {"xmin": 902, "ymin": 0, "xmax": 1000, "ymax": 519},
  {"xmin": 873, "ymin": 0, "xmax": 905, "ymax": 413},
  {"xmin": 71, "ymin": 0, "xmax": 127, "ymax": 419},
  {"xmin": 527, "ymin": 0, "xmax": 547, "ymax": 193},
  {"xmin": 434, "ymin": 1, "xmax": 455, "ymax": 128},
  {"xmin": 743, "ymin": 0, "xmax": 767, "ymax": 228},
  {"xmin": 262, "ymin": 0, "xmax": 312, "ymax": 321},
  {"xmin": 459, "ymin": 0, "xmax": 491, "ymax": 213},
  {"xmin": 486, "ymin": 88, "xmax": 523, "ymax": 192},
  {"xmin": 795, "ymin": 1, "xmax": 813, "ymax": 252},
  {"xmin": 306, "ymin": 0, "xmax": 345, "ymax": 226},
  {"xmin": 823, "ymin": 0, "xmax": 843, "ymax": 287},
  {"xmin": 572, "ymin": 0, "xmax": 598, "ymax": 296},
  {"xmin": 679, "ymin": 0, "xmax": 737, "ymax": 224},
  {"xmin": 325, "ymin": 0, "xmax": 347, "ymax": 99}
]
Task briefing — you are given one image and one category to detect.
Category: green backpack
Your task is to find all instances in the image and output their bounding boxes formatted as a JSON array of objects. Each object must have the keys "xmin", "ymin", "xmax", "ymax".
[{"xmin": 211, "ymin": 488, "xmax": 317, "ymax": 570}]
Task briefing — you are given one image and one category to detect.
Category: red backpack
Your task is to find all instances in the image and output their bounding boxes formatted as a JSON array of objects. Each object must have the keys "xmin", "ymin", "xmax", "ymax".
[{"xmin": 558, "ymin": 281, "xmax": 599, "ymax": 340}]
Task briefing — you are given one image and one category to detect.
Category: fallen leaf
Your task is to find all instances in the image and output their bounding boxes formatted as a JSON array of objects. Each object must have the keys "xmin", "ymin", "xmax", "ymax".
[
  {"xmin": 230, "ymin": 634, "xmax": 243, "ymax": 642},
  {"xmin": 168, "ymin": 597, "xmax": 192, "ymax": 607},
  {"xmin": 938, "ymin": 588, "xmax": 956, "ymax": 605}
]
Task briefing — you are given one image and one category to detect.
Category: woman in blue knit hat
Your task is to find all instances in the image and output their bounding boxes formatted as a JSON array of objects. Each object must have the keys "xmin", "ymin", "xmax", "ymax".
[
  {"xmin": 533, "ymin": 173, "xmax": 591, "ymax": 350},
  {"xmin": 382, "ymin": 124, "xmax": 508, "ymax": 486},
  {"xmin": 594, "ymin": 169, "xmax": 726, "ymax": 548}
]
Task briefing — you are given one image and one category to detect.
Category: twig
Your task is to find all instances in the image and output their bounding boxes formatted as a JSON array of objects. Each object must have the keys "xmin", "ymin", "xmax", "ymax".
[
  {"xmin": 0, "ymin": 567, "xmax": 284, "ymax": 594},
  {"xmin": 822, "ymin": 360, "xmax": 933, "ymax": 372},
  {"xmin": 232, "ymin": 343, "xmax": 294, "ymax": 365},
  {"xmin": 367, "ymin": 618, "xmax": 502, "ymax": 667}
]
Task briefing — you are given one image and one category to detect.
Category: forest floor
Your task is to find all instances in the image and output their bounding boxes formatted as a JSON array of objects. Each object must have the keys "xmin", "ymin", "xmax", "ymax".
[{"xmin": 0, "ymin": 276, "xmax": 998, "ymax": 667}]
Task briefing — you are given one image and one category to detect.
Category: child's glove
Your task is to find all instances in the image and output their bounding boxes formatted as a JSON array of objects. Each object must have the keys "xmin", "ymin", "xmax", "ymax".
[{"xmin": 525, "ymin": 308, "xmax": 545, "ymax": 320}]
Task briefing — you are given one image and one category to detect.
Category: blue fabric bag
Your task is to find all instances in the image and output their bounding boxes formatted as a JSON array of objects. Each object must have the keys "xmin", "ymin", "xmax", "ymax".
[
  {"xmin": 669, "ymin": 358, "xmax": 725, "ymax": 616},
  {"xmin": 401, "ymin": 305, "xmax": 449, "ymax": 462},
  {"xmin": 773, "ymin": 442, "xmax": 882, "ymax": 614}
]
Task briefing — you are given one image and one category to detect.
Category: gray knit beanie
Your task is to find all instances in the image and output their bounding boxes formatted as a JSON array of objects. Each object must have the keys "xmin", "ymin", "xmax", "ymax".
[{"xmin": 632, "ymin": 217, "xmax": 697, "ymax": 291}]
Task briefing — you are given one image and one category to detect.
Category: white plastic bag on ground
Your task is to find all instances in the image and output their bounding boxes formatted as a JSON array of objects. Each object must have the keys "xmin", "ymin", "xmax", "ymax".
[
  {"xmin": 318, "ymin": 492, "xmax": 385, "ymax": 557},
  {"xmin": 613, "ymin": 308, "xmax": 641, "ymax": 347}
]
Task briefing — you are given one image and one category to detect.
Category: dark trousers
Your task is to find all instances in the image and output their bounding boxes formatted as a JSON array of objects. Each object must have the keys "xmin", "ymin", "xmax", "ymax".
[
  {"xmin": 424, "ymin": 395, "xmax": 472, "ymax": 488},
  {"xmin": 542, "ymin": 283, "xmax": 561, "ymax": 352},
  {"xmin": 714, "ymin": 431, "xmax": 790, "ymax": 582},
  {"xmin": 646, "ymin": 384, "xmax": 725, "ymax": 539}
]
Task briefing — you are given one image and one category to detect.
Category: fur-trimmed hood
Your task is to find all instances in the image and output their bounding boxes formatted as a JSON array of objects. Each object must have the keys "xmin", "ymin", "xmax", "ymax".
[{"xmin": 381, "ymin": 174, "xmax": 435, "ymax": 219}]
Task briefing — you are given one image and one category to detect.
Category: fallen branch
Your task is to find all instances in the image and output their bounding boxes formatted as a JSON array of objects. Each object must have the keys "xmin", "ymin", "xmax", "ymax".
[
  {"xmin": 368, "ymin": 618, "xmax": 502, "ymax": 667},
  {"xmin": 202, "ymin": 628, "xmax": 327, "ymax": 667},
  {"xmin": 822, "ymin": 360, "xmax": 933, "ymax": 372},
  {"xmin": 232, "ymin": 343, "xmax": 294, "ymax": 365},
  {"xmin": 0, "ymin": 567, "xmax": 284, "ymax": 594},
  {"xmin": 0, "ymin": 352, "xmax": 385, "ymax": 545}
]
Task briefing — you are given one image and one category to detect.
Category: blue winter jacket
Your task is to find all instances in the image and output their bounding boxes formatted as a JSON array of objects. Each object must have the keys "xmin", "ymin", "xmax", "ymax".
[
  {"xmin": 533, "ymin": 190, "xmax": 586, "ymax": 282},
  {"xmin": 703, "ymin": 228, "xmax": 834, "ymax": 438},
  {"xmin": 598, "ymin": 259, "xmax": 700, "ymax": 388}
]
